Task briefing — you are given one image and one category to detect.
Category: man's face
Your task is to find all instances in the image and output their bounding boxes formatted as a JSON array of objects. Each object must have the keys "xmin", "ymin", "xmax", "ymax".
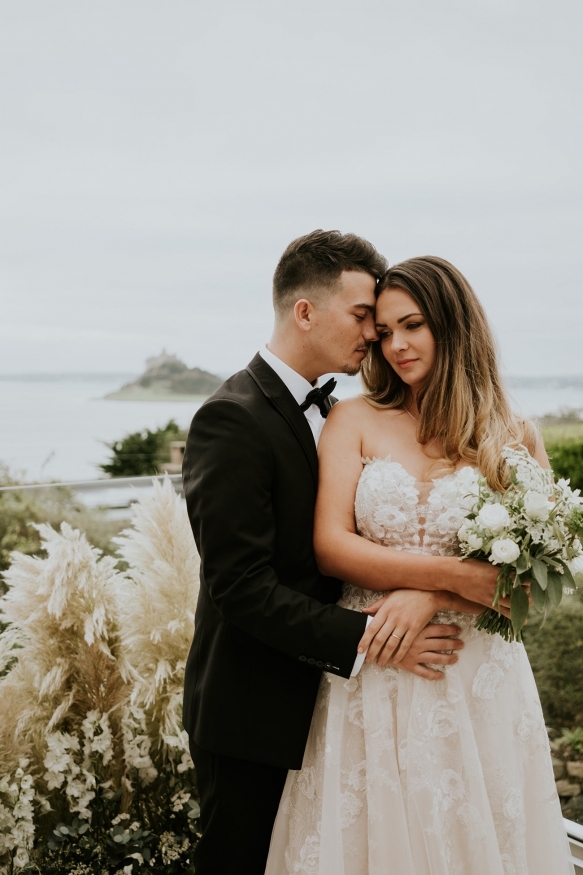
[{"xmin": 311, "ymin": 271, "xmax": 379, "ymax": 375}]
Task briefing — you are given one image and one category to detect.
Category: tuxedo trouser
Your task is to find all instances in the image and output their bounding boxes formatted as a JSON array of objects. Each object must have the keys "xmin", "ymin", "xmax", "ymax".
[{"xmin": 189, "ymin": 738, "xmax": 288, "ymax": 875}]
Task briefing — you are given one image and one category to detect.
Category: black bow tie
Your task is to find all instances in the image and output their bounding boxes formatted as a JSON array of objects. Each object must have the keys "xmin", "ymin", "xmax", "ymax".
[{"xmin": 299, "ymin": 378, "xmax": 337, "ymax": 418}]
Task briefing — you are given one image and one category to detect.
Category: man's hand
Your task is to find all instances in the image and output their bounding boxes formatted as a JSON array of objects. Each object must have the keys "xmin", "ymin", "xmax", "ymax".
[{"xmin": 394, "ymin": 624, "xmax": 465, "ymax": 680}]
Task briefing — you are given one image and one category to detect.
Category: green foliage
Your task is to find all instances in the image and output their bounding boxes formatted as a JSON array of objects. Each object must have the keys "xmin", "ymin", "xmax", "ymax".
[
  {"xmin": 544, "ymin": 436, "xmax": 583, "ymax": 492},
  {"xmin": 558, "ymin": 726, "xmax": 583, "ymax": 753},
  {"xmin": 33, "ymin": 780, "xmax": 198, "ymax": 874},
  {"xmin": 523, "ymin": 592, "xmax": 583, "ymax": 728},
  {"xmin": 0, "ymin": 465, "xmax": 126, "ymax": 580},
  {"xmin": 99, "ymin": 420, "xmax": 186, "ymax": 478}
]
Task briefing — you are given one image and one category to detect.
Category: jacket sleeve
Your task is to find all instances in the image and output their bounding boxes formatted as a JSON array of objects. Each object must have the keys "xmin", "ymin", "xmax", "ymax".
[{"xmin": 182, "ymin": 397, "xmax": 367, "ymax": 678}]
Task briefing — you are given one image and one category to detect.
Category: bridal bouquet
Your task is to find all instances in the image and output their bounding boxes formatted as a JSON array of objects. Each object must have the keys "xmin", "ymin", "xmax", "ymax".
[{"xmin": 457, "ymin": 446, "xmax": 583, "ymax": 642}]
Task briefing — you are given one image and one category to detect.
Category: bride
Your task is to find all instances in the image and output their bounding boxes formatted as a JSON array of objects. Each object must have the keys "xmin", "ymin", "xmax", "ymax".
[{"xmin": 265, "ymin": 257, "xmax": 573, "ymax": 875}]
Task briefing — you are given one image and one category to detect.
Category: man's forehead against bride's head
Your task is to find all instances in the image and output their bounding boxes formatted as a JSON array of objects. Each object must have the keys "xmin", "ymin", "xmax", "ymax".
[{"xmin": 272, "ymin": 229, "xmax": 386, "ymax": 317}]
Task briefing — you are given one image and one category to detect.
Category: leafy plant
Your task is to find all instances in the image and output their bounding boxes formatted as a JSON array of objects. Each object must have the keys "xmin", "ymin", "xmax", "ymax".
[
  {"xmin": 558, "ymin": 726, "xmax": 583, "ymax": 753},
  {"xmin": 0, "ymin": 464, "xmax": 126, "ymax": 581},
  {"xmin": 522, "ymin": 594, "xmax": 583, "ymax": 728},
  {"xmin": 545, "ymin": 437, "xmax": 583, "ymax": 493},
  {"xmin": 99, "ymin": 420, "xmax": 186, "ymax": 478}
]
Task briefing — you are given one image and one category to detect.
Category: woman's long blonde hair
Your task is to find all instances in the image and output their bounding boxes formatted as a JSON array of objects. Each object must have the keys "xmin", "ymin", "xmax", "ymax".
[{"xmin": 361, "ymin": 256, "xmax": 536, "ymax": 492}]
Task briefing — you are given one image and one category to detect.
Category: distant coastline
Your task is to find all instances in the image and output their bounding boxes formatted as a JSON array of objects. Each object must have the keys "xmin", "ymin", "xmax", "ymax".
[
  {"xmin": 507, "ymin": 376, "xmax": 583, "ymax": 389},
  {"xmin": 105, "ymin": 387, "xmax": 210, "ymax": 402},
  {"xmin": 0, "ymin": 373, "xmax": 137, "ymax": 382},
  {"xmin": 1, "ymin": 373, "xmax": 582, "ymax": 387}
]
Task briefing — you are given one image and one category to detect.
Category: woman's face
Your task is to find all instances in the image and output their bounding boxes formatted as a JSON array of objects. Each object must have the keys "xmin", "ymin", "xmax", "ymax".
[{"xmin": 375, "ymin": 287, "xmax": 436, "ymax": 390}]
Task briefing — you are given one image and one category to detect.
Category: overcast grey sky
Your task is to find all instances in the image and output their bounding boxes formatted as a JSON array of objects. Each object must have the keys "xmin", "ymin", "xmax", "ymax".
[{"xmin": 1, "ymin": 0, "xmax": 582, "ymax": 377}]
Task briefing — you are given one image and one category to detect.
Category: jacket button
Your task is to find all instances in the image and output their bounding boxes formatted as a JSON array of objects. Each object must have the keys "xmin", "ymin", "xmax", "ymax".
[
  {"xmin": 316, "ymin": 660, "xmax": 324, "ymax": 668},
  {"xmin": 299, "ymin": 655, "xmax": 307, "ymax": 662},
  {"xmin": 307, "ymin": 658, "xmax": 316, "ymax": 665}
]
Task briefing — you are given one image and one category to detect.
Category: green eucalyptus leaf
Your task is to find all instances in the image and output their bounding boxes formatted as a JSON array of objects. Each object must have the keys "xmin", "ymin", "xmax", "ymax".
[
  {"xmin": 510, "ymin": 585, "xmax": 530, "ymax": 636},
  {"xmin": 531, "ymin": 558, "xmax": 548, "ymax": 591},
  {"xmin": 546, "ymin": 572, "xmax": 564, "ymax": 608},
  {"xmin": 516, "ymin": 551, "xmax": 530, "ymax": 574},
  {"xmin": 530, "ymin": 580, "xmax": 547, "ymax": 612},
  {"xmin": 558, "ymin": 561, "xmax": 576, "ymax": 588}
]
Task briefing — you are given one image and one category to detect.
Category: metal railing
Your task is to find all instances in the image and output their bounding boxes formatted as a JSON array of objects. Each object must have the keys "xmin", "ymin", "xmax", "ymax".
[
  {"xmin": 0, "ymin": 473, "xmax": 183, "ymax": 509},
  {"xmin": 0, "ymin": 474, "xmax": 582, "ymax": 862},
  {"xmin": 567, "ymin": 818, "xmax": 583, "ymax": 873}
]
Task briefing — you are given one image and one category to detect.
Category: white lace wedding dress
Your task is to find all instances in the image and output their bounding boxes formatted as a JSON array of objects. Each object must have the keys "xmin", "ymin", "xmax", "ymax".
[{"xmin": 265, "ymin": 458, "xmax": 573, "ymax": 875}]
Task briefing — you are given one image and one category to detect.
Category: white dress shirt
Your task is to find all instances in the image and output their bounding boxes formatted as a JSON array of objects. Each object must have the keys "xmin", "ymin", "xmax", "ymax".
[{"xmin": 259, "ymin": 346, "xmax": 370, "ymax": 676}]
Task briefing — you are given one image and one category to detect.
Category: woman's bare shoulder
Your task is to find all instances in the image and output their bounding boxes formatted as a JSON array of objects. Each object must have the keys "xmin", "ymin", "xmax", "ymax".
[
  {"xmin": 326, "ymin": 395, "xmax": 377, "ymax": 425},
  {"xmin": 328, "ymin": 396, "xmax": 403, "ymax": 421}
]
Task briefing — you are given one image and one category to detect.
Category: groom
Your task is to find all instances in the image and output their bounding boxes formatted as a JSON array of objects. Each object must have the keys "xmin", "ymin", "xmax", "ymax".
[{"xmin": 182, "ymin": 230, "xmax": 464, "ymax": 875}]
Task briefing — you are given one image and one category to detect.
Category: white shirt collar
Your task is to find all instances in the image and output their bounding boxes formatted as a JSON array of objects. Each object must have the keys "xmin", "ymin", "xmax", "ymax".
[{"xmin": 258, "ymin": 346, "xmax": 317, "ymax": 406}]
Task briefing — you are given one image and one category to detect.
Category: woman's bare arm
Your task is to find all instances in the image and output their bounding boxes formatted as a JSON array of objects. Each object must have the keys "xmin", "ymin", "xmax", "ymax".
[{"xmin": 314, "ymin": 399, "xmax": 499, "ymax": 608}]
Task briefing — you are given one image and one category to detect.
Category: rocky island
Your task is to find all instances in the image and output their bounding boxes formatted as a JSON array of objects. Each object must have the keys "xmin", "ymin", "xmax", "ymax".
[{"xmin": 105, "ymin": 351, "xmax": 223, "ymax": 401}]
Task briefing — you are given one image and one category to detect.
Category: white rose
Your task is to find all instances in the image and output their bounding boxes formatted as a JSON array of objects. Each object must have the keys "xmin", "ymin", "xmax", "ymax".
[
  {"xmin": 476, "ymin": 503, "xmax": 511, "ymax": 533},
  {"xmin": 467, "ymin": 533, "xmax": 483, "ymax": 551},
  {"xmin": 13, "ymin": 848, "xmax": 29, "ymax": 869},
  {"xmin": 523, "ymin": 490, "xmax": 551, "ymax": 521},
  {"xmin": 489, "ymin": 538, "xmax": 520, "ymax": 565}
]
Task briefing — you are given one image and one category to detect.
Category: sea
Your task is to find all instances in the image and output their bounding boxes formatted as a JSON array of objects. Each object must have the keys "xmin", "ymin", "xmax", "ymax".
[{"xmin": 1, "ymin": 374, "xmax": 582, "ymax": 483}]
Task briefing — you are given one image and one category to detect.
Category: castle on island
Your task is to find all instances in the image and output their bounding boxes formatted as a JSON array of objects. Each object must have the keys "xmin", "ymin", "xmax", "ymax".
[{"xmin": 145, "ymin": 349, "xmax": 183, "ymax": 372}]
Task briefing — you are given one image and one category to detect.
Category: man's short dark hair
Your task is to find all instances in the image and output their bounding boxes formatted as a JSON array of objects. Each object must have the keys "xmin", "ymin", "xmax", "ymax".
[{"xmin": 272, "ymin": 229, "xmax": 388, "ymax": 314}]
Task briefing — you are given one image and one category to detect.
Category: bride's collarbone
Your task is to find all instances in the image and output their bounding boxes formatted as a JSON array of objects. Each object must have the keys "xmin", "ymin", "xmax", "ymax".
[{"xmin": 360, "ymin": 407, "xmax": 446, "ymax": 481}]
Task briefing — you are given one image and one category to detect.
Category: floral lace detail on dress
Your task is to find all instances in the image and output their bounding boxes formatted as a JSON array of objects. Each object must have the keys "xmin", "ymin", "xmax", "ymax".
[
  {"xmin": 340, "ymin": 458, "xmax": 480, "ymax": 628},
  {"xmin": 265, "ymin": 457, "xmax": 573, "ymax": 875}
]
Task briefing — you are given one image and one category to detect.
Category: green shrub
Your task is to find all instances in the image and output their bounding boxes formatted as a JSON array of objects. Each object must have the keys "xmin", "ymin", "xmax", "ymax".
[
  {"xmin": 523, "ymin": 592, "xmax": 583, "ymax": 728},
  {"xmin": 0, "ymin": 464, "xmax": 127, "ymax": 579},
  {"xmin": 100, "ymin": 420, "xmax": 186, "ymax": 478},
  {"xmin": 545, "ymin": 438, "xmax": 583, "ymax": 492}
]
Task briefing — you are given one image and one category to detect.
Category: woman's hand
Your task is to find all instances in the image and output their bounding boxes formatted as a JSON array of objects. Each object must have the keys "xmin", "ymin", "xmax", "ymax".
[
  {"xmin": 358, "ymin": 590, "xmax": 448, "ymax": 665},
  {"xmin": 452, "ymin": 559, "xmax": 500, "ymax": 607}
]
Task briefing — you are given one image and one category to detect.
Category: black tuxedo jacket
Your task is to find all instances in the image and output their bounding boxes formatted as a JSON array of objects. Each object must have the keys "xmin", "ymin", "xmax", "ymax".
[{"xmin": 181, "ymin": 353, "xmax": 367, "ymax": 769}]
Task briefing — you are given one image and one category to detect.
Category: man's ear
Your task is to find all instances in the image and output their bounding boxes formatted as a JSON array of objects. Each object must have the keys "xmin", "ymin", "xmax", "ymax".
[{"xmin": 293, "ymin": 298, "xmax": 314, "ymax": 333}]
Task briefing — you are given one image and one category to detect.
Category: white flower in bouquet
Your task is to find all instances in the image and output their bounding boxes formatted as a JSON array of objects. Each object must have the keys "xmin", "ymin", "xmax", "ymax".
[
  {"xmin": 476, "ymin": 503, "xmax": 511, "ymax": 534},
  {"xmin": 457, "ymin": 445, "xmax": 583, "ymax": 641},
  {"xmin": 466, "ymin": 533, "xmax": 484, "ymax": 552},
  {"xmin": 489, "ymin": 539, "xmax": 521, "ymax": 565},
  {"xmin": 523, "ymin": 490, "xmax": 552, "ymax": 521}
]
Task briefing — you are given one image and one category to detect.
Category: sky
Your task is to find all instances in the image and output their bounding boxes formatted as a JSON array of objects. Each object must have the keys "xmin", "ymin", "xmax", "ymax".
[{"xmin": 1, "ymin": 0, "xmax": 582, "ymax": 378}]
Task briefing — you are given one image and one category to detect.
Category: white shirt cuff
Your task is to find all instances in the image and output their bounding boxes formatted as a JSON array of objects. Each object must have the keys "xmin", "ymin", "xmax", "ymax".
[{"xmin": 350, "ymin": 616, "xmax": 373, "ymax": 676}]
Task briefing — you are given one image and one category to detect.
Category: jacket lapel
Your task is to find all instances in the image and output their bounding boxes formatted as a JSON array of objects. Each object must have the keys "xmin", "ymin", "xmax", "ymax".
[{"xmin": 246, "ymin": 353, "xmax": 319, "ymax": 485}]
